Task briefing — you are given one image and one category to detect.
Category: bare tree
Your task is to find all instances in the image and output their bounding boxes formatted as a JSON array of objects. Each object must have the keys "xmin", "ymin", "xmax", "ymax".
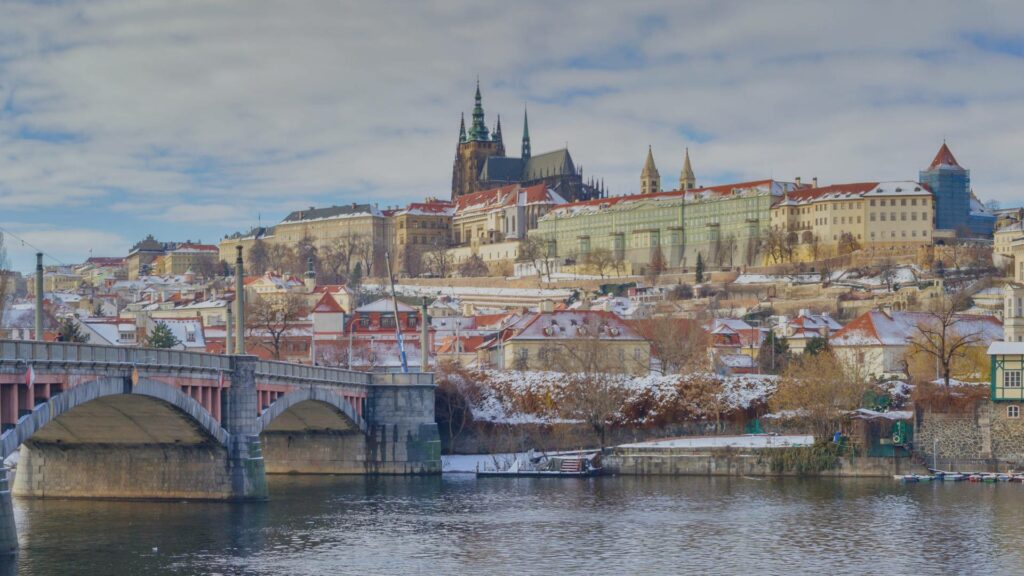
[
  {"xmin": 771, "ymin": 351, "xmax": 870, "ymax": 441},
  {"xmin": 458, "ymin": 254, "xmax": 490, "ymax": 277},
  {"xmin": 248, "ymin": 238, "xmax": 270, "ymax": 275},
  {"xmin": 645, "ymin": 246, "xmax": 666, "ymax": 286},
  {"xmin": 584, "ymin": 247, "xmax": 616, "ymax": 279},
  {"xmin": 425, "ymin": 243, "xmax": 454, "ymax": 278},
  {"xmin": 246, "ymin": 292, "xmax": 309, "ymax": 360},
  {"xmin": 519, "ymin": 235, "xmax": 556, "ymax": 282},
  {"xmin": 633, "ymin": 317, "xmax": 709, "ymax": 375},
  {"xmin": 837, "ymin": 232, "xmax": 861, "ymax": 256},
  {"xmin": 266, "ymin": 244, "xmax": 296, "ymax": 274},
  {"xmin": 907, "ymin": 294, "xmax": 985, "ymax": 387},
  {"xmin": 434, "ymin": 361, "xmax": 484, "ymax": 450}
]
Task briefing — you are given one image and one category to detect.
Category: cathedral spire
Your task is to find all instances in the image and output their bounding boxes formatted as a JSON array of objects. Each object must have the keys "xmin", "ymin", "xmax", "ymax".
[
  {"xmin": 458, "ymin": 113, "xmax": 466, "ymax": 143},
  {"xmin": 469, "ymin": 78, "xmax": 490, "ymax": 141},
  {"xmin": 679, "ymin": 147, "xmax": 696, "ymax": 191},
  {"xmin": 494, "ymin": 114, "xmax": 503, "ymax": 146},
  {"xmin": 640, "ymin": 145, "xmax": 661, "ymax": 194},
  {"xmin": 521, "ymin": 105, "xmax": 531, "ymax": 160}
]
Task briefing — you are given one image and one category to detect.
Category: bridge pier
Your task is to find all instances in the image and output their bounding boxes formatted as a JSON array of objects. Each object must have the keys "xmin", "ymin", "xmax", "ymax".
[
  {"xmin": 364, "ymin": 374, "xmax": 441, "ymax": 474},
  {"xmin": 225, "ymin": 356, "xmax": 267, "ymax": 501},
  {"xmin": 0, "ymin": 470, "xmax": 15, "ymax": 556}
]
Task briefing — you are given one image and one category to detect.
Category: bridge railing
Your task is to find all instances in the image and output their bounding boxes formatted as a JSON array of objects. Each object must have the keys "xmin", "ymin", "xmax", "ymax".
[
  {"xmin": 0, "ymin": 339, "xmax": 231, "ymax": 371},
  {"xmin": 255, "ymin": 360, "xmax": 373, "ymax": 386}
]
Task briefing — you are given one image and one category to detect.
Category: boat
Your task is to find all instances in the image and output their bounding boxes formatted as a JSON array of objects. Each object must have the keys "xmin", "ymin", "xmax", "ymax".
[
  {"xmin": 894, "ymin": 474, "xmax": 934, "ymax": 483},
  {"xmin": 476, "ymin": 450, "xmax": 603, "ymax": 478}
]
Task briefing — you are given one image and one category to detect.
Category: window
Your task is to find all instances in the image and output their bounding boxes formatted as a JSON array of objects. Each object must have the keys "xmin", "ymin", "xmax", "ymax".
[
  {"xmin": 870, "ymin": 213, "xmax": 876, "ymax": 222},
  {"xmin": 359, "ymin": 314, "xmax": 369, "ymax": 328},
  {"xmin": 911, "ymin": 199, "xmax": 917, "ymax": 206},
  {"xmin": 1009, "ymin": 405, "xmax": 1020, "ymax": 418},
  {"xmin": 1006, "ymin": 370, "xmax": 1023, "ymax": 388},
  {"xmin": 870, "ymin": 199, "xmax": 876, "ymax": 206}
]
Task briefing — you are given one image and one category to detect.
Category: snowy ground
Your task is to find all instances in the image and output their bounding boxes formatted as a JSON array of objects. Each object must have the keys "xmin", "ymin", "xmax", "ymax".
[
  {"xmin": 442, "ymin": 453, "xmax": 523, "ymax": 473},
  {"xmin": 618, "ymin": 434, "xmax": 814, "ymax": 449}
]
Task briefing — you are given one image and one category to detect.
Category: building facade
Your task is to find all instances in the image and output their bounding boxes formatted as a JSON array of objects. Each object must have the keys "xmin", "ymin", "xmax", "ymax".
[
  {"xmin": 531, "ymin": 179, "xmax": 798, "ymax": 272},
  {"xmin": 451, "ymin": 82, "xmax": 605, "ymax": 202},
  {"xmin": 770, "ymin": 181, "xmax": 935, "ymax": 261},
  {"xmin": 388, "ymin": 199, "xmax": 454, "ymax": 277}
]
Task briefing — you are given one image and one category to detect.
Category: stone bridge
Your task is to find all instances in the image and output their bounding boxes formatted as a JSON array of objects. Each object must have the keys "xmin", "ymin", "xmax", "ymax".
[{"xmin": 0, "ymin": 339, "xmax": 440, "ymax": 554}]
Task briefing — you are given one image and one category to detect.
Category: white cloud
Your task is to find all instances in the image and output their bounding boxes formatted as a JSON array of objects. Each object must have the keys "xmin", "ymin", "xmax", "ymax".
[{"xmin": 1, "ymin": 0, "xmax": 1023, "ymax": 268}]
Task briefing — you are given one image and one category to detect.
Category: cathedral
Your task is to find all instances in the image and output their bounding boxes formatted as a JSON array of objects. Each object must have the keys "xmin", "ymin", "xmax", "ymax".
[{"xmin": 451, "ymin": 82, "xmax": 606, "ymax": 202}]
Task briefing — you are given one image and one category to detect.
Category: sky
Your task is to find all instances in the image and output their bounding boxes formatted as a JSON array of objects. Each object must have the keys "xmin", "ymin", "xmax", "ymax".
[{"xmin": 2, "ymin": 0, "xmax": 1024, "ymax": 271}]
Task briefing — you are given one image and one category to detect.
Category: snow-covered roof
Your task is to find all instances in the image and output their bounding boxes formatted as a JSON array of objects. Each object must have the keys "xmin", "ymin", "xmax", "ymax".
[
  {"xmin": 355, "ymin": 298, "xmax": 416, "ymax": 313},
  {"xmin": 510, "ymin": 310, "xmax": 643, "ymax": 341},
  {"xmin": 989, "ymin": 342, "xmax": 1024, "ymax": 355},
  {"xmin": 831, "ymin": 310, "xmax": 1003, "ymax": 347}
]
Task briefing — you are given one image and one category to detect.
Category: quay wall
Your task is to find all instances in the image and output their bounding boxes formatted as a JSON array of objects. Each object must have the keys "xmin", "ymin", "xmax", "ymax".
[{"xmin": 606, "ymin": 447, "xmax": 926, "ymax": 477}]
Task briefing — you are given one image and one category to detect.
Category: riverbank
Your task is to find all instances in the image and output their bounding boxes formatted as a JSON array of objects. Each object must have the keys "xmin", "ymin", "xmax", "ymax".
[{"xmin": 606, "ymin": 435, "xmax": 927, "ymax": 477}]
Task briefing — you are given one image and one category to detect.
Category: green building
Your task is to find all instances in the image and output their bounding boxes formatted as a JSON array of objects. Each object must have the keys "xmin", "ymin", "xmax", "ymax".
[{"xmin": 531, "ymin": 179, "xmax": 798, "ymax": 273}]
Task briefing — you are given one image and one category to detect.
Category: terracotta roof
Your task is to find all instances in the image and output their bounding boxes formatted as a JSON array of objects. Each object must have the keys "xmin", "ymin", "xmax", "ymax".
[
  {"xmin": 928, "ymin": 142, "xmax": 962, "ymax": 170},
  {"xmin": 453, "ymin": 183, "xmax": 558, "ymax": 214},
  {"xmin": 311, "ymin": 292, "xmax": 344, "ymax": 314},
  {"xmin": 830, "ymin": 309, "xmax": 1002, "ymax": 347},
  {"xmin": 437, "ymin": 335, "xmax": 487, "ymax": 354}
]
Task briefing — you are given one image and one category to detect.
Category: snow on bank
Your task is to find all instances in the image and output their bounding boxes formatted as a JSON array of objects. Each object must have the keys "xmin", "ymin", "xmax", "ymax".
[
  {"xmin": 619, "ymin": 434, "xmax": 814, "ymax": 449},
  {"xmin": 442, "ymin": 453, "xmax": 522, "ymax": 473},
  {"xmin": 455, "ymin": 369, "xmax": 778, "ymax": 426}
]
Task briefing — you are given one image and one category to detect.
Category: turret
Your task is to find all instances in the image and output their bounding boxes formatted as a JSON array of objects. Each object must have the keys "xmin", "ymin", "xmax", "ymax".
[
  {"xmin": 679, "ymin": 147, "xmax": 696, "ymax": 191},
  {"xmin": 469, "ymin": 79, "xmax": 490, "ymax": 141},
  {"xmin": 458, "ymin": 113, "xmax": 466, "ymax": 143},
  {"xmin": 640, "ymin": 145, "xmax": 661, "ymax": 194}
]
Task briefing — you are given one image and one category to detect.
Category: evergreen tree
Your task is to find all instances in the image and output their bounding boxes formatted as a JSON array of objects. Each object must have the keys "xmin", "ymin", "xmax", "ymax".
[
  {"xmin": 804, "ymin": 336, "xmax": 829, "ymax": 356},
  {"xmin": 695, "ymin": 252, "xmax": 705, "ymax": 283},
  {"xmin": 758, "ymin": 332, "xmax": 789, "ymax": 374},
  {"xmin": 146, "ymin": 321, "xmax": 181, "ymax": 349},
  {"xmin": 56, "ymin": 317, "xmax": 90, "ymax": 343}
]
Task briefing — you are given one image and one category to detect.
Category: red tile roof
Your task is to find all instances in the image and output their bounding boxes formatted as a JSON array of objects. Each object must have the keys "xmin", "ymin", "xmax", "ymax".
[
  {"xmin": 453, "ymin": 183, "xmax": 554, "ymax": 214},
  {"xmin": 311, "ymin": 292, "xmax": 344, "ymax": 313},
  {"xmin": 928, "ymin": 142, "xmax": 962, "ymax": 170}
]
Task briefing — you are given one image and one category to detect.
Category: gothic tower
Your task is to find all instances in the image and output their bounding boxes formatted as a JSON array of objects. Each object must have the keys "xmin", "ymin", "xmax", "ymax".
[
  {"xmin": 679, "ymin": 147, "xmax": 696, "ymax": 191},
  {"xmin": 451, "ymin": 80, "xmax": 506, "ymax": 200},
  {"xmin": 640, "ymin": 145, "xmax": 661, "ymax": 194},
  {"xmin": 521, "ymin": 106, "xmax": 531, "ymax": 160}
]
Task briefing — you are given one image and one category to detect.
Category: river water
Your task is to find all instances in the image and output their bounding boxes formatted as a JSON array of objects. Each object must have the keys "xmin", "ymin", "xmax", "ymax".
[{"xmin": 6, "ymin": 474, "xmax": 1024, "ymax": 575}]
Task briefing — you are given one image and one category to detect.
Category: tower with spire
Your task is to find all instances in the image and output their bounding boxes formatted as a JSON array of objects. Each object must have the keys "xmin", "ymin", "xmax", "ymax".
[
  {"xmin": 679, "ymin": 147, "xmax": 696, "ymax": 191},
  {"xmin": 521, "ymin": 106, "xmax": 531, "ymax": 160},
  {"xmin": 919, "ymin": 141, "xmax": 971, "ymax": 234},
  {"xmin": 640, "ymin": 146, "xmax": 661, "ymax": 194},
  {"xmin": 452, "ymin": 80, "xmax": 505, "ymax": 199}
]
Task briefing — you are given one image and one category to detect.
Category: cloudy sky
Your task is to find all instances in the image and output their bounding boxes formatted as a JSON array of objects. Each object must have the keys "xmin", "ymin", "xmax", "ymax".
[{"xmin": 1, "ymin": 0, "xmax": 1023, "ymax": 271}]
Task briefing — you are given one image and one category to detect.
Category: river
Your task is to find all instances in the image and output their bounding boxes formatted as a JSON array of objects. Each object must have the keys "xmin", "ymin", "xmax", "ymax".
[{"xmin": 6, "ymin": 474, "xmax": 1024, "ymax": 575}]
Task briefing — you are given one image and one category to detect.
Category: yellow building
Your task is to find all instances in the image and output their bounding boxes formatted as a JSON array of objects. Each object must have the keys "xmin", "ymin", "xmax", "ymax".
[
  {"xmin": 219, "ymin": 204, "xmax": 388, "ymax": 276},
  {"xmin": 388, "ymin": 199, "xmax": 454, "ymax": 276},
  {"xmin": 496, "ymin": 309, "xmax": 651, "ymax": 375},
  {"xmin": 160, "ymin": 244, "xmax": 219, "ymax": 276},
  {"xmin": 995, "ymin": 222, "xmax": 1023, "ymax": 269},
  {"xmin": 771, "ymin": 181, "xmax": 934, "ymax": 261}
]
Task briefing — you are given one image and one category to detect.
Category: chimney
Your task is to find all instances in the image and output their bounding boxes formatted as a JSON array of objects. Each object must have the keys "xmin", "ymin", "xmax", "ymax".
[
  {"xmin": 539, "ymin": 299, "xmax": 555, "ymax": 313},
  {"xmin": 795, "ymin": 177, "xmax": 802, "ymax": 186},
  {"xmin": 812, "ymin": 177, "xmax": 818, "ymax": 188}
]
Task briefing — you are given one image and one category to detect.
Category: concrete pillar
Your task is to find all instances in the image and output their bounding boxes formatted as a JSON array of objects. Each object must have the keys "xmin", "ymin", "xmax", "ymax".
[
  {"xmin": 34, "ymin": 253, "xmax": 43, "ymax": 342},
  {"xmin": 225, "ymin": 355, "xmax": 267, "ymax": 500},
  {"xmin": 0, "ymin": 469, "xmax": 17, "ymax": 555},
  {"xmin": 225, "ymin": 305, "xmax": 233, "ymax": 356},
  {"xmin": 234, "ymin": 246, "xmax": 245, "ymax": 354},
  {"xmin": 420, "ymin": 301, "xmax": 429, "ymax": 372}
]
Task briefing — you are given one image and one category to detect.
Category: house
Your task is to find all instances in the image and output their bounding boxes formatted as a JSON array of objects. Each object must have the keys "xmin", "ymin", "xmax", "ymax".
[
  {"xmin": 830, "ymin": 309, "xmax": 1003, "ymax": 380},
  {"xmin": 775, "ymin": 310, "xmax": 843, "ymax": 354},
  {"xmin": 81, "ymin": 316, "xmax": 206, "ymax": 351},
  {"xmin": 314, "ymin": 298, "xmax": 431, "ymax": 372},
  {"xmin": 490, "ymin": 307, "xmax": 650, "ymax": 375}
]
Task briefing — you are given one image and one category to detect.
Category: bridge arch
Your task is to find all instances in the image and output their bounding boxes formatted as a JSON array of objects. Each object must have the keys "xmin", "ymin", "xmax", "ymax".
[
  {"xmin": 256, "ymin": 387, "xmax": 367, "ymax": 435},
  {"xmin": 0, "ymin": 376, "xmax": 228, "ymax": 460}
]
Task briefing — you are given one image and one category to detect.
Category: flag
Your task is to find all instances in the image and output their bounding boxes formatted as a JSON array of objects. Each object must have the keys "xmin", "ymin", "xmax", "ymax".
[{"xmin": 25, "ymin": 365, "xmax": 35, "ymax": 388}]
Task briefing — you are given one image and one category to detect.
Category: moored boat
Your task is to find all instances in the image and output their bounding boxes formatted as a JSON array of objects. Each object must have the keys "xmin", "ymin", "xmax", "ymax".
[{"xmin": 477, "ymin": 450, "xmax": 603, "ymax": 478}]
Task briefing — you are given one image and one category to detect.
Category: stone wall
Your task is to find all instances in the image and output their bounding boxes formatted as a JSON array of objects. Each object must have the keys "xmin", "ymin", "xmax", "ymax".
[
  {"xmin": 605, "ymin": 448, "xmax": 924, "ymax": 477},
  {"xmin": 13, "ymin": 441, "xmax": 233, "ymax": 499},
  {"xmin": 262, "ymin": 431, "xmax": 366, "ymax": 474},
  {"xmin": 915, "ymin": 400, "xmax": 1024, "ymax": 470},
  {"xmin": 367, "ymin": 381, "xmax": 441, "ymax": 474}
]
